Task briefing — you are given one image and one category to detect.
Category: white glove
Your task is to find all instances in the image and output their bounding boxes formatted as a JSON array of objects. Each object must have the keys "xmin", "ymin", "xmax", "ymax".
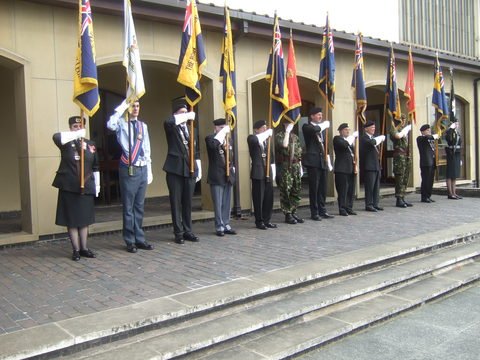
[
  {"xmin": 346, "ymin": 135, "xmax": 355, "ymax": 145},
  {"xmin": 195, "ymin": 159, "xmax": 202, "ymax": 183},
  {"xmin": 116, "ymin": 100, "xmax": 130, "ymax": 115},
  {"xmin": 256, "ymin": 128, "xmax": 273, "ymax": 143},
  {"xmin": 93, "ymin": 171, "xmax": 100, "ymax": 197},
  {"xmin": 285, "ymin": 123, "xmax": 294, "ymax": 133},
  {"xmin": 374, "ymin": 135, "xmax": 386, "ymax": 146},
  {"xmin": 327, "ymin": 154, "xmax": 333, "ymax": 172},
  {"xmin": 60, "ymin": 129, "xmax": 86, "ymax": 145},
  {"xmin": 107, "ymin": 100, "xmax": 129, "ymax": 131},
  {"xmin": 174, "ymin": 112, "xmax": 189, "ymax": 125},
  {"xmin": 270, "ymin": 164, "xmax": 276, "ymax": 180},
  {"xmin": 432, "ymin": 134, "xmax": 440, "ymax": 140},
  {"xmin": 449, "ymin": 122, "xmax": 457, "ymax": 129},
  {"xmin": 214, "ymin": 125, "xmax": 230, "ymax": 143},
  {"xmin": 147, "ymin": 163, "xmax": 153, "ymax": 184},
  {"xmin": 399, "ymin": 124, "xmax": 412, "ymax": 138},
  {"xmin": 186, "ymin": 111, "xmax": 196, "ymax": 121},
  {"xmin": 353, "ymin": 131, "xmax": 359, "ymax": 138},
  {"xmin": 299, "ymin": 162, "xmax": 304, "ymax": 177},
  {"xmin": 320, "ymin": 120, "xmax": 330, "ymax": 131}
]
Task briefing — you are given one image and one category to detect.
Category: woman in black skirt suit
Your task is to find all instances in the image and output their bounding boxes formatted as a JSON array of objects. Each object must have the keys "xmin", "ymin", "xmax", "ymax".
[
  {"xmin": 445, "ymin": 119, "xmax": 462, "ymax": 200},
  {"xmin": 52, "ymin": 116, "xmax": 100, "ymax": 260}
]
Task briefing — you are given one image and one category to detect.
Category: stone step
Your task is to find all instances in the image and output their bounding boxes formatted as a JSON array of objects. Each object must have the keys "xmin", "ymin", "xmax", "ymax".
[
  {"xmin": 1, "ymin": 223, "xmax": 479, "ymax": 360},
  {"xmin": 58, "ymin": 241, "xmax": 480, "ymax": 360}
]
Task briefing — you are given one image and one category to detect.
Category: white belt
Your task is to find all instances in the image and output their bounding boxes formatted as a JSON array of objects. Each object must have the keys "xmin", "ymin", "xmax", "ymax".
[{"xmin": 134, "ymin": 160, "xmax": 147, "ymax": 167}]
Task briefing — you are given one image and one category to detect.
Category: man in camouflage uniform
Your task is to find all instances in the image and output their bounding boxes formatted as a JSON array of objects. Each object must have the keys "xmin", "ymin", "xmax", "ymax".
[
  {"xmin": 275, "ymin": 120, "xmax": 304, "ymax": 224},
  {"xmin": 389, "ymin": 114, "xmax": 412, "ymax": 208}
]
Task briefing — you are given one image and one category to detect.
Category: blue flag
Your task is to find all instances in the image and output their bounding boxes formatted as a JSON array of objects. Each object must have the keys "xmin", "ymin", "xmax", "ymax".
[
  {"xmin": 432, "ymin": 55, "xmax": 449, "ymax": 134},
  {"xmin": 351, "ymin": 33, "xmax": 366, "ymax": 124},
  {"xmin": 318, "ymin": 15, "xmax": 335, "ymax": 109},
  {"xmin": 385, "ymin": 47, "xmax": 401, "ymax": 123},
  {"xmin": 220, "ymin": 6, "xmax": 237, "ymax": 129},
  {"xmin": 73, "ymin": 0, "xmax": 99, "ymax": 116},
  {"xmin": 266, "ymin": 15, "xmax": 289, "ymax": 128}
]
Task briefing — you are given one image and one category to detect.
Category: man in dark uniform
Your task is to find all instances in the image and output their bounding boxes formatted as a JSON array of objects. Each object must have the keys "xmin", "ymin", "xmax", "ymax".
[
  {"xmin": 389, "ymin": 114, "xmax": 413, "ymax": 208},
  {"xmin": 359, "ymin": 120, "xmax": 385, "ymax": 212},
  {"xmin": 163, "ymin": 97, "xmax": 201, "ymax": 244},
  {"xmin": 275, "ymin": 119, "xmax": 304, "ymax": 224},
  {"xmin": 416, "ymin": 124, "xmax": 438, "ymax": 203},
  {"xmin": 333, "ymin": 123, "xmax": 358, "ymax": 216},
  {"xmin": 205, "ymin": 118, "xmax": 236, "ymax": 236},
  {"xmin": 247, "ymin": 120, "xmax": 277, "ymax": 230},
  {"xmin": 302, "ymin": 107, "xmax": 334, "ymax": 221}
]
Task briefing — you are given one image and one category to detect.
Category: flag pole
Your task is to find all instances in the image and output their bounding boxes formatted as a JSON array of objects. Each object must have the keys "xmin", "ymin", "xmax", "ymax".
[
  {"xmin": 80, "ymin": 109, "xmax": 85, "ymax": 191},
  {"xmin": 266, "ymin": 13, "xmax": 277, "ymax": 181},
  {"xmin": 189, "ymin": 107, "xmax": 195, "ymax": 176},
  {"xmin": 225, "ymin": 114, "xmax": 230, "ymax": 178},
  {"xmin": 379, "ymin": 93, "xmax": 388, "ymax": 165}
]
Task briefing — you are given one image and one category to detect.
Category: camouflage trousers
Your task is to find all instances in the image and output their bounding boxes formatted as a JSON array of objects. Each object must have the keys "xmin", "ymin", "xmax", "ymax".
[
  {"xmin": 276, "ymin": 163, "xmax": 302, "ymax": 214},
  {"xmin": 393, "ymin": 155, "xmax": 410, "ymax": 197}
]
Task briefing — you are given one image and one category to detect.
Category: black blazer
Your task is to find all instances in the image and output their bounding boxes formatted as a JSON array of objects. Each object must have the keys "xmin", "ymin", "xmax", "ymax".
[
  {"xmin": 445, "ymin": 128, "xmax": 462, "ymax": 155},
  {"xmin": 359, "ymin": 133, "xmax": 380, "ymax": 171},
  {"xmin": 302, "ymin": 122, "xmax": 326, "ymax": 169},
  {"xmin": 247, "ymin": 134, "xmax": 273, "ymax": 180},
  {"xmin": 163, "ymin": 115, "xmax": 199, "ymax": 177},
  {"xmin": 416, "ymin": 135, "xmax": 436, "ymax": 167},
  {"xmin": 52, "ymin": 134, "xmax": 99, "ymax": 195},
  {"xmin": 333, "ymin": 135, "xmax": 354, "ymax": 174},
  {"xmin": 205, "ymin": 134, "xmax": 235, "ymax": 185}
]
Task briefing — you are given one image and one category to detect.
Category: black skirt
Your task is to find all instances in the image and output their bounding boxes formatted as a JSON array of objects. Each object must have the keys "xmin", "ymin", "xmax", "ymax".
[
  {"xmin": 446, "ymin": 150, "xmax": 461, "ymax": 179},
  {"xmin": 55, "ymin": 190, "xmax": 95, "ymax": 228}
]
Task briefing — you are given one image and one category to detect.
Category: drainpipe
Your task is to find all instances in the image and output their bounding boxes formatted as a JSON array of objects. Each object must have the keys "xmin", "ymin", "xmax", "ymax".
[{"xmin": 474, "ymin": 78, "xmax": 480, "ymax": 188}]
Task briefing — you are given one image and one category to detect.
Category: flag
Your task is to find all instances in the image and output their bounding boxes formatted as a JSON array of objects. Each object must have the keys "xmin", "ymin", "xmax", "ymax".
[
  {"xmin": 265, "ymin": 14, "xmax": 289, "ymax": 128},
  {"xmin": 351, "ymin": 33, "xmax": 367, "ymax": 124},
  {"xmin": 385, "ymin": 46, "xmax": 401, "ymax": 125},
  {"xmin": 432, "ymin": 55, "xmax": 449, "ymax": 134},
  {"xmin": 178, "ymin": 0, "xmax": 207, "ymax": 108},
  {"xmin": 404, "ymin": 47, "xmax": 416, "ymax": 123},
  {"xmin": 284, "ymin": 31, "xmax": 302, "ymax": 124},
  {"xmin": 318, "ymin": 14, "xmax": 335, "ymax": 109},
  {"xmin": 73, "ymin": 0, "xmax": 100, "ymax": 116},
  {"xmin": 449, "ymin": 68, "xmax": 456, "ymax": 122},
  {"xmin": 124, "ymin": 0, "xmax": 145, "ymax": 103},
  {"xmin": 219, "ymin": 6, "xmax": 237, "ymax": 129}
]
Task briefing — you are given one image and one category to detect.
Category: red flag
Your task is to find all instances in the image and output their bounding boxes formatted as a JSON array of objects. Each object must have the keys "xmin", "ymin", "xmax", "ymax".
[
  {"xmin": 404, "ymin": 47, "xmax": 416, "ymax": 123},
  {"xmin": 284, "ymin": 32, "xmax": 301, "ymax": 123}
]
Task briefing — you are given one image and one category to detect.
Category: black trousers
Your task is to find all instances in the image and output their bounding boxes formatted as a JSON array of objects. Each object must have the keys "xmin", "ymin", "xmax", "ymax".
[
  {"xmin": 166, "ymin": 172, "xmax": 196, "ymax": 237},
  {"xmin": 420, "ymin": 166, "xmax": 435, "ymax": 200},
  {"xmin": 335, "ymin": 172, "xmax": 355, "ymax": 211},
  {"xmin": 251, "ymin": 179, "xmax": 273, "ymax": 225},
  {"xmin": 306, "ymin": 167, "xmax": 327, "ymax": 216},
  {"xmin": 364, "ymin": 170, "xmax": 380, "ymax": 208}
]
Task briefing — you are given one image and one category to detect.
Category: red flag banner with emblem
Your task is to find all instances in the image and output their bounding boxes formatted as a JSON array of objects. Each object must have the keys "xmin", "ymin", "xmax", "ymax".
[
  {"xmin": 404, "ymin": 47, "xmax": 416, "ymax": 123},
  {"xmin": 284, "ymin": 31, "xmax": 301, "ymax": 124}
]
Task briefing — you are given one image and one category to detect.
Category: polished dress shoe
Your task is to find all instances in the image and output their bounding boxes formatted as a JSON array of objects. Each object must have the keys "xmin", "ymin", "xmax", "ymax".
[
  {"xmin": 396, "ymin": 198, "xmax": 407, "ymax": 208},
  {"xmin": 224, "ymin": 229, "xmax": 237, "ymax": 235},
  {"xmin": 136, "ymin": 242, "xmax": 154, "ymax": 250},
  {"xmin": 175, "ymin": 236, "xmax": 185, "ymax": 244},
  {"xmin": 291, "ymin": 213, "xmax": 305, "ymax": 223},
  {"xmin": 366, "ymin": 206, "xmax": 378, "ymax": 212},
  {"xmin": 126, "ymin": 244, "xmax": 138, "ymax": 253},
  {"xmin": 265, "ymin": 223, "xmax": 277, "ymax": 228},
  {"xmin": 310, "ymin": 215, "xmax": 322, "ymax": 221},
  {"xmin": 184, "ymin": 232, "xmax": 200, "ymax": 242},
  {"xmin": 216, "ymin": 230, "xmax": 225, "ymax": 237},
  {"xmin": 346, "ymin": 209, "xmax": 357, "ymax": 215},
  {"xmin": 428, "ymin": 198, "xmax": 435, "ymax": 202},
  {"xmin": 448, "ymin": 195, "xmax": 459, "ymax": 200},
  {"xmin": 256, "ymin": 222, "xmax": 267, "ymax": 230},
  {"xmin": 285, "ymin": 213, "xmax": 297, "ymax": 224},
  {"xmin": 421, "ymin": 198, "xmax": 432, "ymax": 203},
  {"xmin": 374, "ymin": 206, "xmax": 384, "ymax": 211},
  {"xmin": 455, "ymin": 195, "xmax": 463, "ymax": 199},
  {"xmin": 321, "ymin": 213, "xmax": 335, "ymax": 219},
  {"xmin": 339, "ymin": 210, "xmax": 349, "ymax": 216},
  {"xmin": 72, "ymin": 250, "xmax": 80, "ymax": 261},
  {"xmin": 79, "ymin": 249, "xmax": 96, "ymax": 258}
]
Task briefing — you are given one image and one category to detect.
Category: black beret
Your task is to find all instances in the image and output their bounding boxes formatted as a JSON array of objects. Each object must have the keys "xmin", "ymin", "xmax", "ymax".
[
  {"xmin": 68, "ymin": 116, "xmax": 85, "ymax": 126},
  {"xmin": 364, "ymin": 120, "xmax": 375, "ymax": 128},
  {"xmin": 213, "ymin": 118, "xmax": 226, "ymax": 126},
  {"xmin": 419, "ymin": 124, "xmax": 430, "ymax": 132},
  {"xmin": 337, "ymin": 123, "xmax": 349, "ymax": 131},
  {"xmin": 309, "ymin": 107, "xmax": 323, "ymax": 116},
  {"xmin": 253, "ymin": 120, "xmax": 267, "ymax": 129},
  {"xmin": 172, "ymin": 96, "xmax": 188, "ymax": 113}
]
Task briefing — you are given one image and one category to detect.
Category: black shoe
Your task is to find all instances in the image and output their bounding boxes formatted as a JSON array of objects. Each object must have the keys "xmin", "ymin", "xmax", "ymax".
[
  {"xmin": 175, "ymin": 236, "xmax": 185, "ymax": 244},
  {"xmin": 346, "ymin": 209, "xmax": 357, "ymax": 215},
  {"xmin": 421, "ymin": 198, "xmax": 432, "ymax": 203},
  {"xmin": 285, "ymin": 213, "xmax": 297, "ymax": 224},
  {"xmin": 224, "ymin": 229, "xmax": 237, "ymax": 235},
  {"xmin": 184, "ymin": 232, "xmax": 199, "ymax": 242},
  {"xmin": 310, "ymin": 215, "xmax": 322, "ymax": 221},
  {"xmin": 136, "ymin": 242, "xmax": 154, "ymax": 250},
  {"xmin": 265, "ymin": 222, "xmax": 277, "ymax": 229},
  {"xmin": 291, "ymin": 213, "xmax": 304, "ymax": 223},
  {"xmin": 366, "ymin": 206, "xmax": 378, "ymax": 212},
  {"xmin": 448, "ymin": 195, "xmax": 459, "ymax": 200},
  {"xmin": 374, "ymin": 206, "xmax": 384, "ymax": 211},
  {"xmin": 320, "ymin": 213, "xmax": 335, "ymax": 219},
  {"xmin": 72, "ymin": 250, "xmax": 80, "ymax": 261},
  {"xmin": 339, "ymin": 210, "xmax": 349, "ymax": 216},
  {"xmin": 403, "ymin": 198, "xmax": 413, "ymax": 207},
  {"xmin": 216, "ymin": 230, "xmax": 225, "ymax": 236},
  {"xmin": 126, "ymin": 244, "xmax": 137, "ymax": 253},
  {"xmin": 256, "ymin": 222, "xmax": 267, "ymax": 230},
  {"xmin": 79, "ymin": 249, "xmax": 96, "ymax": 258},
  {"xmin": 428, "ymin": 198, "xmax": 436, "ymax": 202},
  {"xmin": 455, "ymin": 195, "xmax": 463, "ymax": 199},
  {"xmin": 396, "ymin": 198, "xmax": 407, "ymax": 208}
]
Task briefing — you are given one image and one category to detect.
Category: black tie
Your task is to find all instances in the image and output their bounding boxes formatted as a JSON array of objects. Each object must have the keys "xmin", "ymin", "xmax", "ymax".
[{"xmin": 180, "ymin": 125, "xmax": 190, "ymax": 142}]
